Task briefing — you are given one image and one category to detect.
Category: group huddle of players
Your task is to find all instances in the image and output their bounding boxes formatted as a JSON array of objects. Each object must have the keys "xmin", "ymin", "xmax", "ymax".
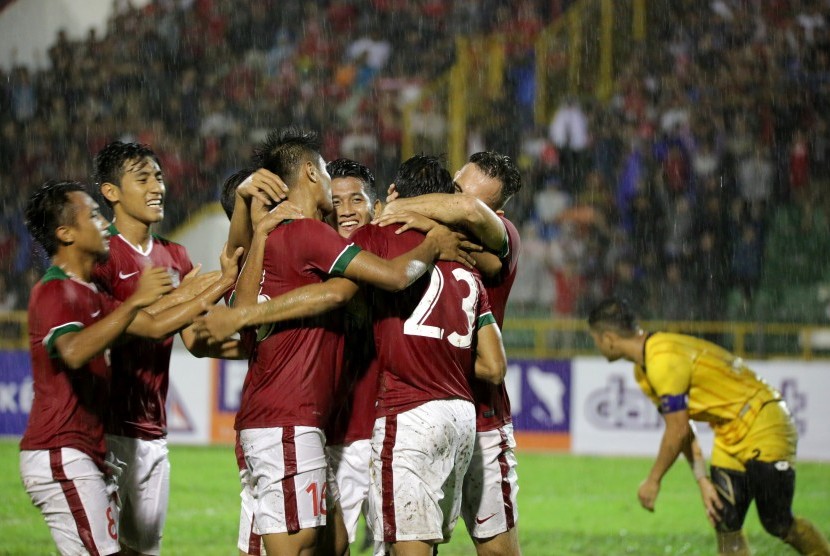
[
  {"xmin": 20, "ymin": 127, "xmax": 830, "ymax": 556},
  {"xmin": 19, "ymin": 127, "xmax": 524, "ymax": 556}
]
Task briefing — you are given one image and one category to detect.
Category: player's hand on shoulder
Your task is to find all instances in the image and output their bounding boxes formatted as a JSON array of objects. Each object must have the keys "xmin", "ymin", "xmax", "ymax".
[
  {"xmin": 375, "ymin": 210, "xmax": 435, "ymax": 234},
  {"xmin": 129, "ymin": 267, "xmax": 174, "ymax": 308},
  {"xmin": 385, "ymin": 183, "xmax": 399, "ymax": 204},
  {"xmin": 427, "ymin": 224, "xmax": 481, "ymax": 269},
  {"xmin": 254, "ymin": 199, "xmax": 304, "ymax": 236},
  {"xmin": 237, "ymin": 168, "xmax": 289, "ymax": 206}
]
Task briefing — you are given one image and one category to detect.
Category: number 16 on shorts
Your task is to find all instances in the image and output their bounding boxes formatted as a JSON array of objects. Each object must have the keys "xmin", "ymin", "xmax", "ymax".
[{"xmin": 305, "ymin": 479, "xmax": 327, "ymax": 518}]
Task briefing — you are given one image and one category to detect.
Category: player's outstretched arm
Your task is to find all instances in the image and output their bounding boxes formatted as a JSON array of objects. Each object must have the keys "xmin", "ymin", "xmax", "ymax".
[
  {"xmin": 126, "ymin": 248, "xmax": 242, "ymax": 340},
  {"xmin": 474, "ymin": 321, "xmax": 507, "ymax": 385},
  {"xmin": 141, "ymin": 265, "xmax": 219, "ymax": 316},
  {"xmin": 193, "ymin": 278, "xmax": 359, "ymax": 342},
  {"xmin": 53, "ymin": 267, "xmax": 173, "ymax": 370},
  {"xmin": 380, "ymin": 193, "xmax": 507, "ymax": 253},
  {"xmin": 344, "ymin": 224, "xmax": 478, "ymax": 291},
  {"xmin": 638, "ymin": 409, "xmax": 692, "ymax": 512}
]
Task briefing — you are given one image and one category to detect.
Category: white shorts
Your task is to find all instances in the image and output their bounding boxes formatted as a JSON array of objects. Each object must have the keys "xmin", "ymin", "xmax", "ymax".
[
  {"xmin": 105, "ymin": 435, "xmax": 170, "ymax": 555},
  {"xmin": 461, "ymin": 424, "xmax": 520, "ymax": 538},
  {"xmin": 20, "ymin": 448, "xmax": 121, "ymax": 556},
  {"xmin": 240, "ymin": 426, "xmax": 328, "ymax": 535},
  {"xmin": 368, "ymin": 399, "xmax": 476, "ymax": 544},
  {"xmin": 237, "ymin": 466, "xmax": 264, "ymax": 555},
  {"xmin": 325, "ymin": 439, "xmax": 371, "ymax": 543}
]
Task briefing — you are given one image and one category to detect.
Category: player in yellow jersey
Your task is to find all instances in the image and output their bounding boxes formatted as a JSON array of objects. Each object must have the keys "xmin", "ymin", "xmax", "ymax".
[{"xmin": 588, "ymin": 297, "xmax": 830, "ymax": 556}]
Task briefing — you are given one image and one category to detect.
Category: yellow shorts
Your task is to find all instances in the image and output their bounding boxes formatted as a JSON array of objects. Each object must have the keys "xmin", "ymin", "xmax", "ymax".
[{"xmin": 711, "ymin": 400, "xmax": 798, "ymax": 472}]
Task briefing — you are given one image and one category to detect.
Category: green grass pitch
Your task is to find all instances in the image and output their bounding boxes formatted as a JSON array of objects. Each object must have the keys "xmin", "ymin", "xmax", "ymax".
[{"xmin": 1, "ymin": 440, "xmax": 827, "ymax": 555}]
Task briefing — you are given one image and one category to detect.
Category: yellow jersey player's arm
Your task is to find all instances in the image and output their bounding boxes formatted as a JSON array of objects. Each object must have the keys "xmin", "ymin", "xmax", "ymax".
[
  {"xmin": 681, "ymin": 427, "xmax": 723, "ymax": 527},
  {"xmin": 474, "ymin": 317, "xmax": 507, "ymax": 385},
  {"xmin": 637, "ymin": 348, "xmax": 694, "ymax": 512}
]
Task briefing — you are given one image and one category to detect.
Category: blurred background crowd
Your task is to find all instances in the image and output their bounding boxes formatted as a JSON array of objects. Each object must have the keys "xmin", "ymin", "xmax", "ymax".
[{"xmin": 1, "ymin": 0, "xmax": 829, "ymax": 326}]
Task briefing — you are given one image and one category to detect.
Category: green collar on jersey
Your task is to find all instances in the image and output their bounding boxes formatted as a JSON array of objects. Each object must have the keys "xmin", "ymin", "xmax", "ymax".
[{"xmin": 41, "ymin": 265, "xmax": 70, "ymax": 284}]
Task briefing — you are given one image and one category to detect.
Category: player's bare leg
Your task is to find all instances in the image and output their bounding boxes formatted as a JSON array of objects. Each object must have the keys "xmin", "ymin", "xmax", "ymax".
[
  {"xmin": 317, "ymin": 500, "xmax": 349, "ymax": 556},
  {"xmin": 263, "ymin": 528, "xmax": 320, "ymax": 556},
  {"xmin": 390, "ymin": 540, "xmax": 433, "ymax": 556},
  {"xmin": 783, "ymin": 516, "xmax": 830, "ymax": 555},
  {"xmin": 716, "ymin": 530, "xmax": 751, "ymax": 555},
  {"xmin": 472, "ymin": 526, "xmax": 521, "ymax": 556}
]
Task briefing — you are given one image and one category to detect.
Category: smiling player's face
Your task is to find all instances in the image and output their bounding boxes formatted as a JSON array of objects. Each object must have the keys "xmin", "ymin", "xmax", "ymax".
[
  {"xmin": 331, "ymin": 177, "xmax": 376, "ymax": 238},
  {"xmin": 114, "ymin": 156, "xmax": 166, "ymax": 224}
]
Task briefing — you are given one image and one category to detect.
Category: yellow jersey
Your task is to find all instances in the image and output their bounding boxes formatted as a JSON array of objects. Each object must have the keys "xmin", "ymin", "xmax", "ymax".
[{"xmin": 635, "ymin": 332, "xmax": 781, "ymax": 445}]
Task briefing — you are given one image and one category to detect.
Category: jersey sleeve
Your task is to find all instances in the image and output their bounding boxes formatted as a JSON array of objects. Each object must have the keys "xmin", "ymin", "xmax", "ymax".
[
  {"xmin": 646, "ymin": 351, "xmax": 693, "ymax": 413},
  {"xmin": 476, "ymin": 277, "xmax": 496, "ymax": 329},
  {"xmin": 40, "ymin": 282, "xmax": 87, "ymax": 358},
  {"xmin": 500, "ymin": 216, "xmax": 521, "ymax": 271},
  {"xmin": 286, "ymin": 219, "xmax": 362, "ymax": 277}
]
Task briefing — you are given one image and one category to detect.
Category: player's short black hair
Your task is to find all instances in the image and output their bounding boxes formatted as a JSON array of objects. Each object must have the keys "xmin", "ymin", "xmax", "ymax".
[
  {"xmin": 468, "ymin": 151, "xmax": 522, "ymax": 209},
  {"xmin": 93, "ymin": 141, "xmax": 161, "ymax": 208},
  {"xmin": 393, "ymin": 154, "xmax": 453, "ymax": 199},
  {"xmin": 93, "ymin": 141, "xmax": 160, "ymax": 188},
  {"xmin": 252, "ymin": 127, "xmax": 322, "ymax": 186},
  {"xmin": 327, "ymin": 158, "xmax": 377, "ymax": 204},
  {"xmin": 221, "ymin": 167, "xmax": 256, "ymax": 220},
  {"xmin": 25, "ymin": 180, "xmax": 87, "ymax": 256},
  {"xmin": 588, "ymin": 297, "xmax": 639, "ymax": 336}
]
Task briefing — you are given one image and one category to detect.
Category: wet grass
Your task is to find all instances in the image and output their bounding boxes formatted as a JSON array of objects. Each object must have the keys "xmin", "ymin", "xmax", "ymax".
[{"xmin": 1, "ymin": 440, "xmax": 827, "ymax": 555}]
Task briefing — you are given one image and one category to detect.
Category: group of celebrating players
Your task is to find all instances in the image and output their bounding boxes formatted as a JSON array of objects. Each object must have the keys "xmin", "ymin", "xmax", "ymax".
[
  {"xmin": 19, "ymin": 126, "xmax": 830, "ymax": 556},
  {"xmin": 20, "ymin": 128, "xmax": 523, "ymax": 556}
]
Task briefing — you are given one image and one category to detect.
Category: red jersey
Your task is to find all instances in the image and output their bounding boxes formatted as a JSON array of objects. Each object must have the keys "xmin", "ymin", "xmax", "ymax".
[
  {"xmin": 351, "ymin": 224, "xmax": 495, "ymax": 417},
  {"xmin": 325, "ymin": 292, "xmax": 379, "ymax": 445},
  {"xmin": 473, "ymin": 215, "xmax": 521, "ymax": 431},
  {"xmin": 21, "ymin": 266, "xmax": 120, "ymax": 470},
  {"xmin": 92, "ymin": 224, "xmax": 194, "ymax": 440},
  {"xmin": 235, "ymin": 219, "xmax": 359, "ymax": 431}
]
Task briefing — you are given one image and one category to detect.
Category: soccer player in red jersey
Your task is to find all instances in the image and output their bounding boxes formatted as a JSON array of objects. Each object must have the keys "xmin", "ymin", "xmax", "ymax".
[
  {"xmin": 323, "ymin": 158, "xmax": 384, "ymax": 556},
  {"xmin": 347, "ymin": 154, "xmax": 507, "ymax": 556},
  {"xmin": 92, "ymin": 141, "xmax": 244, "ymax": 556},
  {"xmin": 225, "ymin": 129, "xmax": 473, "ymax": 556},
  {"xmin": 19, "ymin": 180, "xmax": 213, "ymax": 555},
  {"xmin": 376, "ymin": 151, "xmax": 523, "ymax": 556}
]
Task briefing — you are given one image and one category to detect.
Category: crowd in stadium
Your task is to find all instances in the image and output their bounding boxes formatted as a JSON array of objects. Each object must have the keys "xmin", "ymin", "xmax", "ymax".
[{"xmin": 1, "ymin": 0, "xmax": 829, "ymax": 323}]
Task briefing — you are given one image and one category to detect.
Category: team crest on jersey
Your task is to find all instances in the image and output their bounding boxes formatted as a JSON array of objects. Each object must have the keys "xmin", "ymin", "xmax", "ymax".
[{"xmin": 167, "ymin": 269, "xmax": 181, "ymax": 288}]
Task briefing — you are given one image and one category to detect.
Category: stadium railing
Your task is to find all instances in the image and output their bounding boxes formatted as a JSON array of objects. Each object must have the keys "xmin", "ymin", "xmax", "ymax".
[
  {"xmin": 1, "ymin": 309, "xmax": 828, "ymax": 360},
  {"xmin": 500, "ymin": 317, "xmax": 830, "ymax": 360}
]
